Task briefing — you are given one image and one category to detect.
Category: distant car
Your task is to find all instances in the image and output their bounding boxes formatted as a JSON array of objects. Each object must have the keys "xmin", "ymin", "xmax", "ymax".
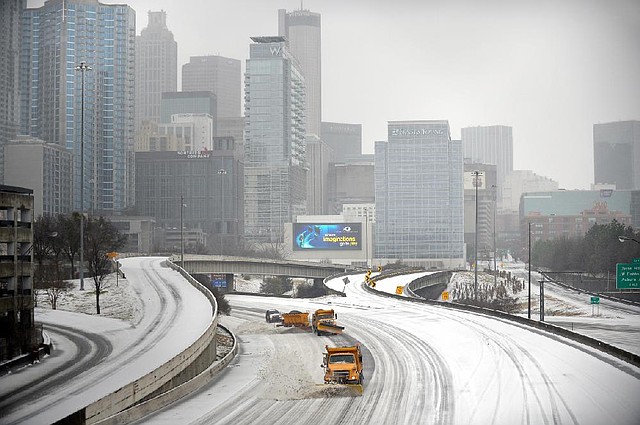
[{"xmin": 265, "ymin": 309, "xmax": 282, "ymax": 323}]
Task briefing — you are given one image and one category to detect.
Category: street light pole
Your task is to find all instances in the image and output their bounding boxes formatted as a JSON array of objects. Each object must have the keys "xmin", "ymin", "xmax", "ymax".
[
  {"xmin": 492, "ymin": 184, "xmax": 497, "ymax": 287},
  {"xmin": 75, "ymin": 62, "xmax": 91, "ymax": 291},
  {"xmin": 217, "ymin": 169, "xmax": 227, "ymax": 256},
  {"xmin": 528, "ymin": 221, "xmax": 532, "ymax": 319},
  {"xmin": 180, "ymin": 194, "xmax": 184, "ymax": 267},
  {"xmin": 472, "ymin": 170, "xmax": 482, "ymax": 301}
]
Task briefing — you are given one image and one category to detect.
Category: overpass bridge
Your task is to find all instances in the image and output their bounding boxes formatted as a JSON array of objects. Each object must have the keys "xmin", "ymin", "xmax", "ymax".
[{"xmin": 169, "ymin": 255, "xmax": 352, "ymax": 280}]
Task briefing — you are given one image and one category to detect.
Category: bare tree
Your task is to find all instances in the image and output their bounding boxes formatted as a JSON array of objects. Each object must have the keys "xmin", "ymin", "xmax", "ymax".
[
  {"xmin": 33, "ymin": 215, "xmax": 73, "ymax": 309},
  {"xmin": 84, "ymin": 216, "xmax": 127, "ymax": 314}
]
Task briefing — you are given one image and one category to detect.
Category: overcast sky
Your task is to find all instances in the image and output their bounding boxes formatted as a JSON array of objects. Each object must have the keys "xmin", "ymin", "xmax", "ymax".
[{"xmin": 28, "ymin": 0, "xmax": 640, "ymax": 190}]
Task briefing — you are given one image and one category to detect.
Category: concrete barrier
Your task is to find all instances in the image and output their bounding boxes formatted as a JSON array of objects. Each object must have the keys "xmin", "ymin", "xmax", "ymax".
[
  {"xmin": 94, "ymin": 324, "xmax": 238, "ymax": 425},
  {"xmin": 62, "ymin": 260, "xmax": 221, "ymax": 424}
]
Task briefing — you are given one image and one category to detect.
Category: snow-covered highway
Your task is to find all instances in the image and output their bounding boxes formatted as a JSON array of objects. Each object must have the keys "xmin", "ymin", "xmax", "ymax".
[
  {"xmin": 139, "ymin": 272, "xmax": 640, "ymax": 425},
  {"xmin": 0, "ymin": 257, "xmax": 212, "ymax": 425}
]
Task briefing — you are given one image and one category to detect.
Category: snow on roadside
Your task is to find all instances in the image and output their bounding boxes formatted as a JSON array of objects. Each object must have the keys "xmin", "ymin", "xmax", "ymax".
[{"xmin": 35, "ymin": 273, "xmax": 143, "ymax": 325}]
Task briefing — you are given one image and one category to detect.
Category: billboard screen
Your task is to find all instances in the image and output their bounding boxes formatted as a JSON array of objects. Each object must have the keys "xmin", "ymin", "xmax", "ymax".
[{"xmin": 293, "ymin": 223, "xmax": 362, "ymax": 251}]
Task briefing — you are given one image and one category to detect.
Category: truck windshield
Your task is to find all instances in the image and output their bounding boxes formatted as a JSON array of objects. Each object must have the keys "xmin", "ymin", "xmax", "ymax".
[{"xmin": 330, "ymin": 354, "xmax": 355, "ymax": 364}]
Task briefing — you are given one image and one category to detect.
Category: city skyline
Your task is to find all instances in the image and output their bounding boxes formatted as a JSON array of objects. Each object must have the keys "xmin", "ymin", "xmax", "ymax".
[{"xmin": 25, "ymin": 0, "xmax": 640, "ymax": 191}]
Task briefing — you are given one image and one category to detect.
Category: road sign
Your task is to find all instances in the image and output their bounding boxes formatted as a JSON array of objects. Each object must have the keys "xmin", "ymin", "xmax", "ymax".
[
  {"xmin": 590, "ymin": 296, "xmax": 600, "ymax": 304},
  {"xmin": 442, "ymin": 291, "xmax": 449, "ymax": 301},
  {"xmin": 395, "ymin": 286, "xmax": 403, "ymax": 295},
  {"xmin": 616, "ymin": 258, "xmax": 640, "ymax": 289}
]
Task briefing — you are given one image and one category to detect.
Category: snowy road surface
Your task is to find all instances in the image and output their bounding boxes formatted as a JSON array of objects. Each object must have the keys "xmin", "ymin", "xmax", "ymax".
[
  {"xmin": 138, "ymin": 272, "xmax": 640, "ymax": 425},
  {"xmin": 0, "ymin": 257, "xmax": 212, "ymax": 425}
]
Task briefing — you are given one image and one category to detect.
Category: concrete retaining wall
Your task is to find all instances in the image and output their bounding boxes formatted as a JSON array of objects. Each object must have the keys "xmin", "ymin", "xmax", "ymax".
[{"xmin": 94, "ymin": 325, "xmax": 238, "ymax": 425}]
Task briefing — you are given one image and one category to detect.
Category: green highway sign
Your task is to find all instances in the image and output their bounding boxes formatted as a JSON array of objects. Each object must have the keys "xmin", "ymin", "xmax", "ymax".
[
  {"xmin": 590, "ymin": 296, "xmax": 600, "ymax": 304},
  {"xmin": 616, "ymin": 258, "xmax": 640, "ymax": 289}
]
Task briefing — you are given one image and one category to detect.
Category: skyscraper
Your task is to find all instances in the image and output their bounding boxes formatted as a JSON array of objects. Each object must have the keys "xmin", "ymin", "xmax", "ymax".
[
  {"xmin": 244, "ymin": 36, "xmax": 306, "ymax": 243},
  {"xmin": 461, "ymin": 125, "xmax": 513, "ymax": 198},
  {"xmin": 182, "ymin": 55, "xmax": 241, "ymax": 119},
  {"xmin": 278, "ymin": 8, "xmax": 321, "ymax": 136},
  {"xmin": 321, "ymin": 121, "xmax": 362, "ymax": 163},
  {"xmin": 0, "ymin": 0, "xmax": 24, "ymax": 184},
  {"xmin": 594, "ymin": 120, "xmax": 640, "ymax": 190},
  {"xmin": 135, "ymin": 10, "xmax": 177, "ymax": 132},
  {"xmin": 375, "ymin": 121, "xmax": 464, "ymax": 269},
  {"xmin": 22, "ymin": 0, "xmax": 136, "ymax": 213}
]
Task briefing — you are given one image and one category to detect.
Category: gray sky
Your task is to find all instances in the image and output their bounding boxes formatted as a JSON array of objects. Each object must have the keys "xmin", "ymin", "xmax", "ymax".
[{"xmin": 28, "ymin": 0, "xmax": 640, "ymax": 190}]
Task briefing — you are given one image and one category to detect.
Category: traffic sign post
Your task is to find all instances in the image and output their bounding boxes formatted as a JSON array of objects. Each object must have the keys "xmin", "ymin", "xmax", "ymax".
[
  {"xmin": 590, "ymin": 296, "xmax": 600, "ymax": 316},
  {"xmin": 442, "ymin": 291, "xmax": 449, "ymax": 301},
  {"xmin": 616, "ymin": 258, "xmax": 640, "ymax": 289}
]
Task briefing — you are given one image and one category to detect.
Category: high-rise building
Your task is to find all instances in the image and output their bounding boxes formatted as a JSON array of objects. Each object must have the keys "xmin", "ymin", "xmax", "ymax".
[
  {"xmin": 244, "ymin": 36, "xmax": 306, "ymax": 243},
  {"xmin": 305, "ymin": 134, "xmax": 334, "ymax": 215},
  {"xmin": 320, "ymin": 122, "xmax": 362, "ymax": 163},
  {"xmin": 279, "ymin": 8, "xmax": 321, "ymax": 136},
  {"xmin": 182, "ymin": 56, "xmax": 241, "ymax": 119},
  {"xmin": 594, "ymin": 120, "xmax": 640, "ymax": 190},
  {"xmin": 22, "ymin": 0, "xmax": 136, "ymax": 213},
  {"xmin": 461, "ymin": 125, "xmax": 513, "ymax": 200},
  {"xmin": 0, "ymin": 0, "xmax": 25, "ymax": 184},
  {"xmin": 375, "ymin": 121, "xmax": 464, "ymax": 269},
  {"xmin": 135, "ymin": 10, "xmax": 177, "ymax": 132},
  {"xmin": 135, "ymin": 137, "xmax": 244, "ymax": 253},
  {"xmin": 160, "ymin": 91, "xmax": 216, "ymax": 124},
  {"xmin": 327, "ymin": 161, "xmax": 375, "ymax": 214}
]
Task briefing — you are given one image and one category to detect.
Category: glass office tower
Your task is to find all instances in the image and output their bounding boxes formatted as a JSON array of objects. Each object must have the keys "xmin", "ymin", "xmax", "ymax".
[
  {"xmin": 244, "ymin": 36, "xmax": 306, "ymax": 243},
  {"xmin": 374, "ymin": 120, "xmax": 464, "ymax": 269},
  {"xmin": 22, "ymin": 0, "xmax": 136, "ymax": 212}
]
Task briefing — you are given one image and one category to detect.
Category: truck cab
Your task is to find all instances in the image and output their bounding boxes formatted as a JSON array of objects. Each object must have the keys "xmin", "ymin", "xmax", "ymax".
[{"xmin": 322, "ymin": 344, "xmax": 363, "ymax": 385}]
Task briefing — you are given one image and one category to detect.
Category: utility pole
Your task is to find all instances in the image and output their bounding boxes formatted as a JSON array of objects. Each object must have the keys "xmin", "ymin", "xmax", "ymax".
[
  {"xmin": 75, "ymin": 62, "xmax": 91, "ymax": 291},
  {"xmin": 528, "ymin": 221, "xmax": 532, "ymax": 319}
]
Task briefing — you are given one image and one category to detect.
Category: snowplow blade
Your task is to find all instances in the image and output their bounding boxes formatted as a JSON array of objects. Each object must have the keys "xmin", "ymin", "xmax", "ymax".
[
  {"xmin": 316, "ymin": 384, "xmax": 363, "ymax": 397},
  {"xmin": 317, "ymin": 322, "xmax": 344, "ymax": 334}
]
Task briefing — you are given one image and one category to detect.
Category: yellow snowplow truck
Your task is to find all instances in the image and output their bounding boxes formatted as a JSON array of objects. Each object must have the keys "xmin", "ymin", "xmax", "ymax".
[
  {"xmin": 311, "ymin": 309, "xmax": 344, "ymax": 336},
  {"xmin": 322, "ymin": 344, "xmax": 364, "ymax": 394}
]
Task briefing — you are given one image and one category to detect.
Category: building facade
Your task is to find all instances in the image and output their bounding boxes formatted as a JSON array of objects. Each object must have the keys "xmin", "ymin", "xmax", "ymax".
[
  {"xmin": 135, "ymin": 138, "xmax": 243, "ymax": 253},
  {"xmin": 0, "ymin": 0, "xmax": 24, "ymax": 184},
  {"xmin": 4, "ymin": 136, "xmax": 73, "ymax": 217},
  {"xmin": 463, "ymin": 163, "xmax": 498, "ymax": 262},
  {"xmin": 0, "ymin": 185, "xmax": 35, "ymax": 361},
  {"xmin": 244, "ymin": 36, "xmax": 306, "ymax": 243},
  {"xmin": 305, "ymin": 134, "xmax": 334, "ymax": 215},
  {"xmin": 278, "ymin": 8, "xmax": 321, "ymax": 136},
  {"xmin": 327, "ymin": 161, "xmax": 375, "ymax": 214},
  {"xmin": 22, "ymin": 0, "xmax": 136, "ymax": 213},
  {"xmin": 320, "ymin": 122, "xmax": 362, "ymax": 163},
  {"xmin": 135, "ymin": 10, "xmax": 177, "ymax": 132},
  {"xmin": 593, "ymin": 120, "xmax": 640, "ymax": 190},
  {"xmin": 461, "ymin": 125, "xmax": 513, "ymax": 200},
  {"xmin": 375, "ymin": 121, "xmax": 464, "ymax": 268},
  {"xmin": 160, "ymin": 91, "xmax": 217, "ymax": 124},
  {"xmin": 182, "ymin": 55, "xmax": 241, "ymax": 119}
]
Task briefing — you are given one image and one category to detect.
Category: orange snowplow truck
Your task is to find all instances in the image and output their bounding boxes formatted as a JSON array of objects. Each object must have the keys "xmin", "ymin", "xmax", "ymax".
[
  {"xmin": 280, "ymin": 311, "xmax": 310, "ymax": 328},
  {"xmin": 322, "ymin": 344, "xmax": 363, "ymax": 386},
  {"xmin": 311, "ymin": 309, "xmax": 344, "ymax": 336}
]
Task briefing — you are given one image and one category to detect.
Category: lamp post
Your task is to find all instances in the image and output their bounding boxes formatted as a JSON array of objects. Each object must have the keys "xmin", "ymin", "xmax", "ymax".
[
  {"xmin": 75, "ymin": 62, "xmax": 91, "ymax": 291},
  {"xmin": 492, "ymin": 184, "xmax": 497, "ymax": 287},
  {"xmin": 528, "ymin": 221, "xmax": 532, "ymax": 319},
  {"xmin": 472, "ymin": 170, "xmax": 483, "ymax": 301},
  {"xmin": 180, "ymin": 194, "xmax": 185, "ymax": 266},
  {"xmin": 217, "ymin": 169, "xmax": 227, "ymax": 256},
  {"xmin": 618, "ymin": 235, "xmax": 640, "ymax": 245}
]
